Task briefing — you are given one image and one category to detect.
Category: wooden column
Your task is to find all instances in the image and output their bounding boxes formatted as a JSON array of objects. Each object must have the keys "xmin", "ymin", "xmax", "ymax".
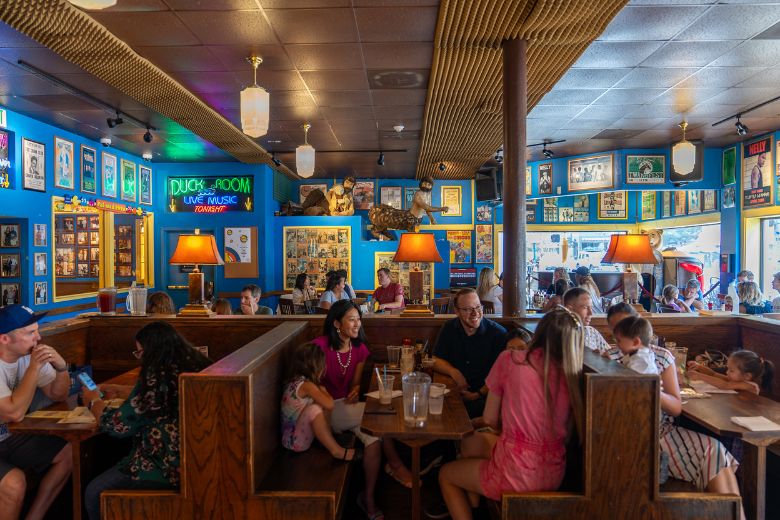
[{"xmin": 502, "ymin": 38, "xmax": 527, "ymax": 317}]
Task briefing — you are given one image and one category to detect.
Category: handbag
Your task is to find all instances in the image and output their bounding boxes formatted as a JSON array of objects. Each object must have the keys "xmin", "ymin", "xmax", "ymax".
[{"xmin": 693, "ymin": 349, "xmax": 728, "ymax": 374}]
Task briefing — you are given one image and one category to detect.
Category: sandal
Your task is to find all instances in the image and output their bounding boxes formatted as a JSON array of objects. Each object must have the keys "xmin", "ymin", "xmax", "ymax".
[
  {"xmin": 357, "ymin": 493, "xmax": 385, "ymax": 520},
  {"xmin": 384, "ymin": 463, "xmax": 413, "ymax": 489}
]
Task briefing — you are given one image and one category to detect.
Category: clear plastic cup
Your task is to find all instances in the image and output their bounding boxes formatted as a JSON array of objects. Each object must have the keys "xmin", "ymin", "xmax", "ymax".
[
  {"xmin": 387, "ymin": 345, "xmax": 401, "ymax": 369},
  {"xmin": 429, "ymin": 383, "xmax": 446, "ymax": 415},
  {"xmin": 402, "ymin": 372, "xmax": 431, "ymax": 428},
  {"xmin": 378, "ymin": 375, "xmax": 395, "ymax": 405},
  {"xmin": 400, "ymin": 346, "xmax": 415, "ymax": 375}
]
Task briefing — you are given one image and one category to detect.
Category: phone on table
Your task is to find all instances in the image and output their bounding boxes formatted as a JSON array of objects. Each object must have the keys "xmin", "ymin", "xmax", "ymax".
[{"xmin": 77, "ymin": 372, "xmax": 99, "ymax": 392}]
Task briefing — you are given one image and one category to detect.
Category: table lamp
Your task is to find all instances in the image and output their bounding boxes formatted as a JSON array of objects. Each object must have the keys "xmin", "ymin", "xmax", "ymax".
[
  {"xmin": 601, "ymin": 234, "xmax": 659, "ymax": 306},
  {"xmin": 169, "ymin": 229, "xmax": 224, "ymax": 316},
  {"xmin": 393, "ymin": 232, "xmax": 442, "ymax": 317}
]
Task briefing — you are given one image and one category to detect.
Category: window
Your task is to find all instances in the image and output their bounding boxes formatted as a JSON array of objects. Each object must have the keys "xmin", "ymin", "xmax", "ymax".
[
  {"xmin": 662, "ymin": 224, "xmax": 721, "ymax": 291},
  {"xmin": 760, "ymin": 217, "xmax": 780, "ymax": 297}
]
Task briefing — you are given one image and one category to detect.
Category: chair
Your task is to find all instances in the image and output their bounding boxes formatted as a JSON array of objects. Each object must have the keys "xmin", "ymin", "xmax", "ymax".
[
  {"xmin": 431, "ymin": 297, "xmax": 451, "ymax": 314},
  {"xmin": 279, "ymin": 299, "xmax": 296, "ymax": 315},
  {"xmin": 656, "ymin": 305, "xmax": 680, "ymax": 314},
  {"xmin": 482, "ymin": 301, "xmax": 495, "ymax": 314},
  {"xmin": 302, "ymin": 299, "xmax": 317, "ymax": 315}
]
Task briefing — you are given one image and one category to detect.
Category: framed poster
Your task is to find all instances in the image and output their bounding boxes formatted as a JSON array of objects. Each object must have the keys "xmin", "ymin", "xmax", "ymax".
[
  {"xmin": 34, "ymin": 252, "xmax": 47, "ymax": 276},
  {"xmin": 139, "ymin": 165, "xmax": 152, "ymax": 205},
  {"xmin": 1, "ymin": 224, "xmax": 19, "ymax": 248},
  {"xmin": 80, "ymin": 145, "xmax": 97, "ymax": 194},
  {"xmin": 703, "ymin": 189, "xmax": 717, "ymax": 212},
  {"xmin": 224, "ymin": 227, "xmax": 252, "ymax": 264},
  {"xmin": 34, "ymin": 282, "xmax": 47, "ymax": 305},
  {"xmin": 299, "ymin": 183, "xmax": 327, "ymax": 204},
  {"xmin": 441, "ymin": 185, "xmax": 462, "ymax": 216},
  {"xmin": 476, "ymin": 203, "xmax": 493, "ymax": 222},
  {"xmin": 722, "ymin": 185, "xmax": 736, "ymax": 209},
  {"xmin": 526, "ymin": 166, "xmax": 531, "ymax": 195},
  {"xmin": 673, "ymin": 190, "xmax": 687, "ymax": 216},
  {"xmin": 573, "ymin": 208, "xmax": 589, "ymax": 222},
  {"xmin": 0, "ymin": 130, "xmax": 11, "ymax": 190},
  {"xmin": 102, "ymin": 152, "xmax": 117, "ymax": 198},
  {"xmin": 54, "ymin": 136, "xmax": 74, "ymax": 190},
  {"xmin": 573, "ymin": 195, "xmax": 589, "ymax": 208},
  {"xmin": 1, "ymin": 283, "xmax": 20, "ymax": 306},
  {"xmin": 722, "ymin": 147, "xmax": 736, "ymax": 186},
  {"xmin": 597, "ymin": 191, "xmax": 627, "ymax": 219},
  {"xmin": 641, "ymin": 191, "xmax": 656, "ymax": 220},
  {"xmin": 283, "ymin": 226, "xmax": 350, "ymax": 290},
  {"xmin": 375, "ymin": 252, "xmax": 434, "ymax": 304},
  {"xmin": 538, "ymin": 163, "xmax": 553, "ymax": 194},
  {"xmin": 380, "ymin": 186, "xmax": 402, "ymax": 209},
  {"xmin": 567, "ymin": 154, "xmax": 613, "ymax": 192},
  {"xmin": 688, "ymin": 190, "xmax": 701, "ymax": 214},
  {"xmin": 353, "ymin": 180, "xmax": 375, "ymax": 210},
  {"xmin": 22, "ymin": 138, "xmax": 45, "ymax": 192},
  {"xmin": 559, "ymin": 207, "xmax": 574, "ymax": 222},
  {"xmin": 405, "ymin": 187, "xmax": 431, "ymax": 209},
  {"xmin": 120, "ymin": 159, "xmax": 137, "ymax": 202},
  {"xmin": 742, "ymin": 136, "xmax": 772, "ymax": 208},
  {"xmin": 662, "ymin": 191, "xmax": 671, "ymax": 217},
  {"xmin": 34, "ymin": 224, "xmax": 47, "ymax": 247},
  {"xmin": 626, "ymin": 155, "xmax": 665, "ymax": 184},
  {"xmin": 475, "ymin": 224, "xmax": 493, "ymax": 263},
  {"xmin": 446, "ymin": 230, "xmax": 471, "ymax": 264},
  {"xmin": 543, "ymin": 197, "xmax": 558, "ymax": 222},
  {"xmin": 526, "ymin": 201, "xmax": 537, "ymax": 223},
  {"xmin": 0, "ymin": 254, "xmax": 20, "ymax": 278}
]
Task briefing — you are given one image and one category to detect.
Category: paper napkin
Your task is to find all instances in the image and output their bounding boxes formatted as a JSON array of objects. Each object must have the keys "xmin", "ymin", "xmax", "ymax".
[{"xmin": 731, "ymin": 416, "xmax": 780, "ymax": 432}]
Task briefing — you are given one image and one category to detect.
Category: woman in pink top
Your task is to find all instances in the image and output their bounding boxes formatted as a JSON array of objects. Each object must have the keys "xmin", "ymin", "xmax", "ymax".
[{"xmin": 439, "ymin": 308, "xmax": 586, "ymax": 520}]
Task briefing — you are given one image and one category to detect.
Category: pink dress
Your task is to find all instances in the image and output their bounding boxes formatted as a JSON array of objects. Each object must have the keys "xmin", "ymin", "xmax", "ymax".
[{"xmin": 479, "ymin": 348, "xmax": 571, "ymax": 500}]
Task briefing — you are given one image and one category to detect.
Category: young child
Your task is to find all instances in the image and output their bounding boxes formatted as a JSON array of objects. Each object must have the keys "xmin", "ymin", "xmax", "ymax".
[
  {"xmin": 281, "ymin": 342, "xmax": 356, "ymax": 461},
  {"xmin": 688, "ymin": 350, "xmax": 775, "ymax": 395},
  {"xmin": 660, "ymin": 285, "xmax": 691, "ymax": 313},
  {"xmin": 612, "ymin": 316, "xmax": 658, "ymax": 375},
  {"xmin": 505, "ymin": 327, "xmax": 532, "ymax": 351}
]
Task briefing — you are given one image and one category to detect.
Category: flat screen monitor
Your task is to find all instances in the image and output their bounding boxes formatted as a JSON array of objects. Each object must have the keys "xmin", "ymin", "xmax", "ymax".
[
  {"xmin": 475, "ymin": 169, "xmax": 499, "ymax": 201},
  {"xmin": 450, "ymin": 267, "xmax": 477, "ymax": 288}
]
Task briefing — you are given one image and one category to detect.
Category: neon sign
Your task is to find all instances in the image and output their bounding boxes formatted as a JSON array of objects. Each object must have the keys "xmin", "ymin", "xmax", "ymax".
[{"xmin": 167, "ymin": 175, "xmax": 254, "ymax": 213}]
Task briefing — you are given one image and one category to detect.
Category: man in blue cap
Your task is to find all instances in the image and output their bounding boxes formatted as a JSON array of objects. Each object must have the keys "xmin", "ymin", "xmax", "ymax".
[{"xmin": 0, "ymin": 305, "xmax": 72, "ymax": 519}]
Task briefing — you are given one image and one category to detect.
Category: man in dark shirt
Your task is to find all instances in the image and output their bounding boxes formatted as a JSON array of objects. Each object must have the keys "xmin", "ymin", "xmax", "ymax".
[{"xmin": 433, "ymin": 288, "xmax": 506, "ymax": 418}]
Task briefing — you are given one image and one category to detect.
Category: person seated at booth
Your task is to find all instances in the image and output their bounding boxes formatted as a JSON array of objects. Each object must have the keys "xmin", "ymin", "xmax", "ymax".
[
  {"xmin": 372, "ymin": 268, "xmax": 404, "ymax": 311},
  {"xmin": 336, "ymin": 269, "xmax": 357, "ymax": 300},
  {"xmin": 433, "ymin": 288, "xmax": 506, "ymax": 418},
  {"xmin": 660, "ymin": 285, "xmax": 691, "ymax": 313},
  {"xmin": 737, "ymin": 281, "xmax": 772, "ymax": 315},
  {"xmin": 292, "ymin": 274, "xmax": 317, "ymax": 305},
  {"xmin": 772, "ymin": 271, "xmax": 780, "ymax": 312},
  {"xmin": 476, "ymin": 268, "xmax": 502, "ymax": 315},
  {"xmin": 681, "ymin": 279, "xmax": 705, "ymax": 312},
  {"xmin": 574, "ymin": 266, "xmax": 602, "ymax": 313},
  {"xmin": 563, "ymin": 287, "xmax": 610, "ymax": 354},
  {"xmin": 545, "ymin": 267, "xmax": 571, "ymax": 295},
  {"xmin": 319, "ymin": 272, "xmax": 350, "ymax": 311},
  {"xmin": 736, "ymin": 270, "xmax": 754, "ymax": 283},
  {"xmin": 542, "ymin": 278, "xmax": 570, "ymax": 313},
  {"xmin": 236, "ymin": 284, "xmax": 273, "ymax": 315},
  {"xmin": 211, "ymin": 298, "xmax": 232, "ymax": 315},
  {"xmin": 146, "ymin": 291, "xmax": 175, "ymax": 315}
]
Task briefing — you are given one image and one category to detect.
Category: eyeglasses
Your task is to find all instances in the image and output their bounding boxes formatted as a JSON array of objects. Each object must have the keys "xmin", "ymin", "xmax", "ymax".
[
  {"xmin": 456, "ymin": 305, "xmax": 483, "ymax": 315},
  {"xmin": 131, "ymin": 348, "xmax": 143, "ymax": 359}
]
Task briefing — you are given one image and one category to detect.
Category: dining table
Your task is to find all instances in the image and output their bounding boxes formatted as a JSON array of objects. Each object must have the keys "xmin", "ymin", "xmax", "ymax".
[
  {"xmin": 360, "ymin": 372, "xmax": 474, "ymax": 520},
  {"xmin": 10, "ymin": 368, "xmax": 139, "ymax": 520},
  {"xmin": 682, "ymin": 389, "xmax": 780, "ymax": 520}
]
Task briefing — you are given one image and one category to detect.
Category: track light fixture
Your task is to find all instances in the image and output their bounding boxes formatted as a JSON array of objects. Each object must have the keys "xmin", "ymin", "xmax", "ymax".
[
  {"xmin": 377, "ymin": 152, "xmax": 385, "ymax": 166},
  {"xmin": 438, "ymin": 162, "xmax": 446, "ymax": 172},
  {"xmin": 542, "ymin": 145, "xmax": 554, "ymax": 159},
  {"xmin": 106, "ymin": 111, "xmax": 123, "ymax": 128},
  {"xmin": 271, "ymin": 152, "xmax": 282, "ymax": 167},
  {"xmin": 527, "ymin": 139, "xmax": 565, "ymax": 159},
  {"xmin": 142, "ymin": 151, "xmax": 153, "ymax": 162},
  {"xmin": 735, "ymin": 117, "xmax": 749, "ymax": 136},
  {"xmin": 143, "ymin": 127, "xmax": 153, "ymax": 143}
]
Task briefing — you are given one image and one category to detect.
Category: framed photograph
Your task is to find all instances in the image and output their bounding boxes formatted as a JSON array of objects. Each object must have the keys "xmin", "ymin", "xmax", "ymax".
[
  {"xmin": 476, "ymin": 203, "xmax": 493, "ymax": 222},
  {"xmin": 380, "ymin": 186, "xmax": 402, "ymax": 209},
  {"xmin": 54, "ymin": 136, "xmax": 74, "ymax": 190},
  {"xmin": 353, "ymin": 180, "xmax": 375, "ymax": 210},
  {"xmin": 1, "ymin": 224, "xmax": 19, "ymax": 248},
  {"xmin": 34, "ymin": 224, "xmax": 47, "ymax": 247},
  {"xmin": 626, "ymin": 155, "xmax": 665, "ymax": 184},
  {"xmin": 688, "ymin": 190, "xmax": 701, "ymax": 214},
  {"xmin": 1, "ymin": 283, "xmax": 20, "ymax": 306},
  {"xmin": 526, "ymin": 203, "xmax": 537, "ymax": 223},
  {"xmin": 77, "ymin": 232, "xmax": 88, "ymax": 245},
  {"xmin": 662, "ymin": 191, "xmax": 671, "ymax": 217},
  {"xmin": 90, "ymin": 216, "xmax": 99, "ymax": 230},
  {"xmin": 446, "ymin": 230, "xmax": 472, "ymax": 264},
  {"xmin": 597, "ymin": 191, "xmax": 627, "ymax": 219},
  {"xmin": 475, "ymin": 225, "xmax": 493, "ymax": 263},
  {"xmin": 34, "ymin": 252, "xmax": 47, "ymax": 276},
  {"xmin": 538, "ymin": 163, "xmax": 553, "ymax": 194},
  {"xmin": 299, "ymin": 183, "xmax": 327, "ymax": 204},
  {"xmin": 543, "ymin": 197, "xmax": 558, "ymax": 223},
  {"xmin": 742, "ymin": 136, "xmax": 772, "ymax": 208},
  {"xmin": 641, "ymin": 191, "xmax": 656, "ymax": 220},
  {"xmin": 90, "ymin": 231, "xmax": 99, "ymax": 245},
  {"xmin": 62, "ymin": 217, "xmax": 74, "ymax": 232},
  {"xmin": 573, "ymin": 208, "xmax": 589, "ymax": 222},
  {"xmin": 0, "ymin": 254, "xmax": 20, "ymax": 278},
  {"xmin": 81, "ymin": 145, "xmax": 97, "ymax": 194},
  {"xmin": 703, "ymin": 189, "xmax": 717, "ymax": 212},
  {"xmin": 722, "ymin": 147, "xmax": 736, "ymax": 186},
  {"xmin": 0, "ymin": 130, "xmax": 11, "ymax": 190},
  {"xmin": 76, "ymin": 216, "xmax": 88, "ymax": 230},
  {"xmin": 34, "ymin": 282, "xmax": 47, "ymax": 305},
  {"xmin": 55, "ymin": 248, "xmax": 75, "ymax": 276},
  {"xmin": 573, "ymin": 195, "xmax": 589, "ymax": 208},
  {"xmin": 673, "ymin": 190, "xmax": 687, "ymax": 216},
  {"xmin": 722, "ymin": 185, "xmax": 736, "ymax": 209},
  {"xmin": 22, "ymin": 138, "xmax": 46, "ymax": 192},
  {"xmin": 139, "ymin": 165, "xmax": 152, "ymax": 205},
  {"xmin": 526, "ymin": 166, "xmax": 532, "ymax": 195},
  {"xmin": 120, "ymin": 159, "xmax": 137, "ymax": 202},
  {"xmin": 441, "ymin": 185, "xmax": 462, "ymax": 216},
  {"xmin": 102, "ymin": 152, "xmax": 117, "ymax": 198},
  {"xmin": 559, "ymin": 207, "xmax": 574, "ymax": 222},
  {"xmin": 568, "ymin": 154, "xmax": 613, "ymax": 192}
]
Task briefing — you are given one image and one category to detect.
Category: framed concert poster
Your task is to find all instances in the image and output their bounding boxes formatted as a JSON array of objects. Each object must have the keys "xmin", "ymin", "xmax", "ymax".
[
  {"xmin": 120, "ymin": 159, "xmax": 137, "ymax": 202},
  {"xmin": 139, "ymin": 166, "xmax": 153, "ymax": 205},
  {"xmin": 22, "ymin": 138, "xmax": 46, "ymax": 192},
  {"xmin": 597, "ymin": 191, "xmax": 627, "ymax": 220},
  {"xmin": 441, "ymin": 186, "xmax": 462, "ymax": 216},
  {"xmin": 626, "ymin": 155, "xmax": 665, "ymax": 184},
  {"xmin": 641, "ymin": 191, "xmax": 656, "ymax": 220},
  {"xmin": 380, "ymin": 186, "xmax": 402, "ymax": 209},
  {"xmin": 102, "ymin": 152, "xmax": 117, "ymax": 198},
  {"xmin": 538, "ymin": 163, "xmax": 553, "ymax": 194},
  {"xmin": 54, "ymin": 136, "xmax": 74, "ymax": 190},
  {"xmin": 81, "ymin": 145, "xmax": 97, "ymax": 194}
]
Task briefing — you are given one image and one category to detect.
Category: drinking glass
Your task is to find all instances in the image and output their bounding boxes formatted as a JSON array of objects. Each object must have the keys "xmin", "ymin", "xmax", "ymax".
[
  {"xmin": 421, "ymin": 356, "xmax": 436, "ymax": 378},
  {"xmin": 428, "ymin": 383, "xmax": 446, "ymax": 415},
  {"xmin": 386, "ymin": 346, "xmax": 401, "ymax": 369},
  {"xmin": 96, "ymin": 287, "xmax": 117, "ymax": 316},
  {"xmin": 378, "ymin": 375, "xmax": 395, "ymax": 405},
  {"xmin": 126, "ymin": 286, "xmax": 147, "ymax": 316},
  {"xmin": 400, "ymin": 346, "xmax": 415, "ymax": 375},
  {"xmin": 402, "ymin": 372, "xmax": 431, "ymax": 428}
]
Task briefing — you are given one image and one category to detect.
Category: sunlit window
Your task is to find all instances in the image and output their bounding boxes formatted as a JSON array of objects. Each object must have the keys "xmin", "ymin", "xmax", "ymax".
[
  {"xmin": 663, "ymin": 224, "xmax": 721, "ymax": 292},
  {"xmin": 760, "ymin": 217, "xmax": 780, "ymax": 298}
]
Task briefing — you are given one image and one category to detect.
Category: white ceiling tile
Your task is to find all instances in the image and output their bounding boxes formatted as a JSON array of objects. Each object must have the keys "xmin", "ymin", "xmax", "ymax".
[
  {"xmin": 675, "ymin": 5, "xmax": 780, "ymax": 40},
  {"xmin": 537, "ymin": 89, "xmax": 608, "ymax": 106},
  {"xmin": 614, "ymin": 67, "xmax": 698, "ymax": 88},
  {"xmin": 572, "ymin": 41, "xmax": 665, "ymax": 68},
  {"xmin": 592, "ymin": 88, "xmax": 666, "ymax": 105},
  {"xmin": 598, "ymin": 6, "xmax": 708, "ymax": 41},
  {"xmin": 641, "ymin": 41, "xmax": 740, "ymax": 67},
  {"xmin": 676, "ymin": 67, "xmax": 766, "ymax": 88},
  {"xmin": 710, "ymin": 40, "xmax": 780, "ymax": 67},
  {"xmin": 553, "ymin": 68, "xmax": 631, "ymax": 89},
  {"xmin": 652, "ymin": 87, "xmax": 726, "ymax": 106}
]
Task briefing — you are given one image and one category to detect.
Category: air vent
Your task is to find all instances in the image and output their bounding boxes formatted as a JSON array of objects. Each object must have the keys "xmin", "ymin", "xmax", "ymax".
[{"xmin": 368, "ymin": 70, "xmax": 429, "ymax": 89}]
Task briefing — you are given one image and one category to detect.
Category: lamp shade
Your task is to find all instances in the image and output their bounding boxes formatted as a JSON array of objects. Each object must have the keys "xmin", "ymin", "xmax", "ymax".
[
  {"xmin": 601, "ymin": 234, "xmax": 658, "ymax": 265},
  {"xmin": 240, "ymin": 85, "xmax": 269, "ymax": 138},
  {"xmin": 393, "ymin": 233, "xmax": 443, "ymax": 263},
  {"xmin": 672, "ymin": 140, "xmax": 696, "ymax": 176},
  {"xmin": 296, "ymin": 143, "xmax": 315, "ymax": 178},
  {"xmin": 169, "ymin": 233, "xmax": 225, "ymax": 265},
  {"xmin": 69, "ymin": 0, "xmax": 117, "ymax": 8}
]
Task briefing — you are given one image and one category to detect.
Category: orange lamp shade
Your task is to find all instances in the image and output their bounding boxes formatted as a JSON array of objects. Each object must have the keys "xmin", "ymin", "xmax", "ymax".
[
  {"xmin": 169, "ymin": 233, "xmax": 225, "ymax": 265},
  {"xmin": 601, "ymin": 234, "xmax": 658, "ymax": 265},
  {"xmin": 393, "ymin": 233, "xmax": 443, "ymax": 263}
]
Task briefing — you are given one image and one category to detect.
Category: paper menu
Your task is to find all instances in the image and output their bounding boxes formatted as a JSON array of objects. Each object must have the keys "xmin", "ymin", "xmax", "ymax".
[
  {"xmin": 688, "ymin": 380, "xmax": 738, "ymax": 394},
  {"xmin": 731, "ymin": 416, "xmax": 780, "ymax": 432}
]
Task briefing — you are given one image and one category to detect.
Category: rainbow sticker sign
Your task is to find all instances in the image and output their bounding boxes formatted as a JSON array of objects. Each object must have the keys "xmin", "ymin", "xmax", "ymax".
[{"xmin": 168, "ymin": 175, "xmax": 254, "ymax": 213}]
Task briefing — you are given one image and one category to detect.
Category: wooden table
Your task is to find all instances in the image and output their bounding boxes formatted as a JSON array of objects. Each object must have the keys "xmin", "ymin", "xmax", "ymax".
[
  {"xmin": 360, "ymin": 373, "xmax": 473, "ymax": 520},
  {"xmin": 10, "ymin": 368, "xmax": 139, "ymax": 520},
  {"xmin": 682, "ymin": 390, "xmax": 780, "ymax": 520}
]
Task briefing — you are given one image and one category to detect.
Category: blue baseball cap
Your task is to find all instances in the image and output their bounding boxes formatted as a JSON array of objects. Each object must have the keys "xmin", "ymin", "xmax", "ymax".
[{"xmin": 0, "ymin": 305, "xmax": 47, "ymax": 335}]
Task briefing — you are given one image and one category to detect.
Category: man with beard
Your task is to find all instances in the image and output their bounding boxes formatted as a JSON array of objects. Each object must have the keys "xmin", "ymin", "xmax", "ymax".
[
  {"xmin": 368, "ymin": 176, "xmax": 449, "ymax": 239},
  {"xmin": 410, "ymin": 176, "xmax": 448, "ymax": 224}
]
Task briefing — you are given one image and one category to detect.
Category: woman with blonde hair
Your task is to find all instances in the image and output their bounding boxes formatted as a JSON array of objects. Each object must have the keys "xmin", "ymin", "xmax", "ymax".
[
  {"xmin": 574, "ymin": 266, "xmax": 602, "ymax": 313},
  {"xmin": 438, "ymin": 308, "xmax": 585, "ymax": 520},
  {"xmin": 476, "ymin": 267, "xmax": 503, "ymax": 315},
  {"xmin": 737, "ymin": 281, "xmax": 771, "ymax": 315},
  {"xmin": 546, "ymin": 267, "xmax": 571, "ymax": 295}
]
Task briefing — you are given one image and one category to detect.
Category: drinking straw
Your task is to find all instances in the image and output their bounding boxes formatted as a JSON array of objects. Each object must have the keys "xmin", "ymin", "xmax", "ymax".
[
  {"xmin": 384, "ymin": 364, "xmax": 387, "ymax": 382},
  {"xmin": 375, "ymin": 366, "xmax": 383, "ymax": 387}
]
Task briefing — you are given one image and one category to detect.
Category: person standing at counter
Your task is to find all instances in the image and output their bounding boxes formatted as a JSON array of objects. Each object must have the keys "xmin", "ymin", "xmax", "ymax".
[
  {"xmin": 476, "ymin": 268, "xmax": 502, "ymax": 315},
  {"xmin": 574, "ymin": 266, "xmax": 603, "ymax": 313},
  {"xmin": 372, "ymin": 268, "xmax": 404, "ymax": 311}
]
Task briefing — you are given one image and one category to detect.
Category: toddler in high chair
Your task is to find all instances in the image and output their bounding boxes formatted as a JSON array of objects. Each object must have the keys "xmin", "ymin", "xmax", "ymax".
[
  {"xmin": 688, "ymin": 350, "xmax": 775, "ymax": 395},
  {"xmin": 612, "ymin": 316, "xmax": 658, "ymax": 375},
  {"xmin": 281, "ymin": 342, "xmax": 357, "ymax": 461}
]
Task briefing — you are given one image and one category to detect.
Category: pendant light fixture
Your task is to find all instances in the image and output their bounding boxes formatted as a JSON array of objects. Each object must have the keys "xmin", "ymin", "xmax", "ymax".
[
  {"xmin": 296, "ymin": 123, "xmax": 315, "ymax": 178},
  {"xmin": 240, "ymin": 56, "xmax": 270, "ymax": 138},
  {"xmin": 68, "ymin": 0, "xmax": 117, "ymax": 8},
  {"xmin": 671, "ymin": 120, "xmax": 695, "ymax": 176}
]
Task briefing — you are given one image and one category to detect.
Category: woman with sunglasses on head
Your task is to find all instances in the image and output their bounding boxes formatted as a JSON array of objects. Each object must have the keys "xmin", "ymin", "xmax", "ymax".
[{"xmin": 81, "ymin": 322, "xmax": 212, "ymax": 520}]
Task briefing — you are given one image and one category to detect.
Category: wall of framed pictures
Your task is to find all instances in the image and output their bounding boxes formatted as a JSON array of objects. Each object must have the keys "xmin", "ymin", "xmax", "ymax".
[
  {"xmin": 283, "ymin": 226, "xmax": 351, "ymax": 291},
  {"xmin": 374, "ymin": 252, "xmax": 434, "ymax": 304},
  {"xmin": 0, "ymin": 221, "xmax": 23, "ymax": 307}
]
